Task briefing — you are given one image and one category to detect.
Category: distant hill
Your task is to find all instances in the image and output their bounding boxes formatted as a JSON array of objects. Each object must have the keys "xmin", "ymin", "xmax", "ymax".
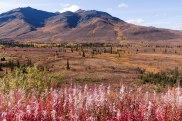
[{"xmin": 0, "ymin": 7, "xmax": 181, "ymax": 43}]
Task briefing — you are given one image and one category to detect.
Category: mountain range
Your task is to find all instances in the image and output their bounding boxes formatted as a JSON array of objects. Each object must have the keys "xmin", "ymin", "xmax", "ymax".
[{"xmin": 0, "ymin": 7, "xmax": 181, "ymax": 43}]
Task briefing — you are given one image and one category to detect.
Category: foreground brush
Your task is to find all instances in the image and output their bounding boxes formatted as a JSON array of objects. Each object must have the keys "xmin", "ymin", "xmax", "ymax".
[{"xmin": 0, "ymin": 84, "xmax": 181, "ymax": 121}]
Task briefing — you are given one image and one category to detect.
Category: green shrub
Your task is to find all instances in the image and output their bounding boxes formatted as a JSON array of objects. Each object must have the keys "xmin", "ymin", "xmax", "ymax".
[
  {"xmin": 0, "ymin": 66, "xmax": 63, "ymax": 94},
  {"xmin": 138, "ymin": 67, "xmax": 181, "ymax": 87}
]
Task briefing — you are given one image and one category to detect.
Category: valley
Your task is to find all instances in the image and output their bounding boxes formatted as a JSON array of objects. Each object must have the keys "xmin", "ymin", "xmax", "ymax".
[
  {"xmin": 0, "ymin": 6, "xmax": 181, "ymax": 120},
  {"xmin": 1, "ymin": 41, "xmax": 182, "ymax": 89}
]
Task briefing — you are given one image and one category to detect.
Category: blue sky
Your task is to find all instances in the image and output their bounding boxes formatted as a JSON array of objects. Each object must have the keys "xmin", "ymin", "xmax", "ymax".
[{"xmin": 0, "ymin": 0, "xmax": 182, "ymax": 30}]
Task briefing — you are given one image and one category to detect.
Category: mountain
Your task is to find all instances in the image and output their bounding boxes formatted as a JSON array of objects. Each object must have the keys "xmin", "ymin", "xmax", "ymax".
[
  {"xmin": 0, "ymin": 7, "xmax": 181, "ymax": 43},
  {"xmin": 0, "ymin": 7, "xmax": 57, "ymax": 40}
]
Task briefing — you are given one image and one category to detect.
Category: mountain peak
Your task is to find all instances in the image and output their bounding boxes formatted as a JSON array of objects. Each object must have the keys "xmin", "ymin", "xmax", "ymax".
[
  {"xmin": 76, "ymin": 9, "xmax": 86, "ymax": 13},
  {"xmin": 8, "ymin": 6, "xmax": 37, "ymax": 13},
  {"xmin": 17, "ymin": 6, "xmax": 34, "ymax": 10},
  {"xmin": 0, "ymin": 7, "xmax": 57, "ymax": 27}
]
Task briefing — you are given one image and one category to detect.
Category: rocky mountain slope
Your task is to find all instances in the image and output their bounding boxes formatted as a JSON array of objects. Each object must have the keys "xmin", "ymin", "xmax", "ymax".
[{"xmin": 0, "ymin": 7, "xmax": 181, "ymax": 43}]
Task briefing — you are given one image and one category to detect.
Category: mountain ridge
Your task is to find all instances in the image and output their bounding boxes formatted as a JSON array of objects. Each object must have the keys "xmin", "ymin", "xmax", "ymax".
[{"xmin": 0, "ymin": 7, "xmax": 181, "ymax": 43}]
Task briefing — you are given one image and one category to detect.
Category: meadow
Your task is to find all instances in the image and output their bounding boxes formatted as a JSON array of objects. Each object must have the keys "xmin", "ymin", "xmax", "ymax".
[{"xmin": 0, "ymin": 41, "xmax": 182, "ymax": 120}]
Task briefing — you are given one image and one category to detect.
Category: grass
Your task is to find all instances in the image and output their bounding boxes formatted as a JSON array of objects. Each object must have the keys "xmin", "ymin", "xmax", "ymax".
[
  {"xmin": 0, "ymin": 66, "xmax": 63, "ymax": 95},
  {"xmin": 75, "ymin": 77, "xmax": 102, "ymax": 84}
]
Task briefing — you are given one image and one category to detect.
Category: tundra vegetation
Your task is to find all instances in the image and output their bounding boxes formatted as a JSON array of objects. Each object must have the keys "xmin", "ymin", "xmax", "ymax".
[{"xmin": 0, "ymin": 42, "xmax": 181, "ymax": 120}]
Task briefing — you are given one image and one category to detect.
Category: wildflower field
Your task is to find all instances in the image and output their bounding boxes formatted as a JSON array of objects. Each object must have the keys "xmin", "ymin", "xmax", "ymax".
[
  {"xmin": 0, "ymin": 83, "xmax": 181, "ymax": 120},
  {"xmin": 0, "ymin": 44, "xmax": 182, "ymax": 121}
]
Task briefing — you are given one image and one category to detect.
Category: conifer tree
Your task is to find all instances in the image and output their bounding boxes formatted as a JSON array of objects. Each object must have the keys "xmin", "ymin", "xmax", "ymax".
[
  {"xmin": 66, "ymin": 59, "xmax": 70, "ymax": 70},
  {"xmin": 82, "ymin": 51, "xmax": 86, "ymax": 57}
]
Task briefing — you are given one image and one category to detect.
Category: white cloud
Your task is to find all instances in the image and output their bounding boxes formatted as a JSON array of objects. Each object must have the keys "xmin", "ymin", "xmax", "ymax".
[
  {"xmin": 118, "ymin": 3, "xmax": 128, "ymax": 8},
  {"xmin": 60, "ymin": 5, "xmax": 80, "ymax": 13},
  {"xmin": 127, "ymin": 18, "xmax": 145, "ymax": 24}
]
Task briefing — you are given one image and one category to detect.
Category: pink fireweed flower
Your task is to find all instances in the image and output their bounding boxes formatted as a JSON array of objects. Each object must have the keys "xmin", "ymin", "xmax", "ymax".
[
  {"xmin": 0, "ymin": 84, "xmax": 181, "ymax": 120},
  {"xmin": 26, "ymin": 105, "xmax": 31, "ymax": 116},
  {"xmin": 119, "ymin": 85, "xmax": 125, "ymax": 100},
  {"xmin": 51, "ymin": 109, "xmax": 56, "ymax": 121},
  {"xmin": 1, "ymin": 112, "xmax": 7, "ymax": 121}
]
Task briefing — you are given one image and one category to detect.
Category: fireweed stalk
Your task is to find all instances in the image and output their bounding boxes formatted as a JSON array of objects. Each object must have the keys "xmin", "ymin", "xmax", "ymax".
[{"xmin": 0, "ymin": 85, "xmax": 181, "ymax": 121}]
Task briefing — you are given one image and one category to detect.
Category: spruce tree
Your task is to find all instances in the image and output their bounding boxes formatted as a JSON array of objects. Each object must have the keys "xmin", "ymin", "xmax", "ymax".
[
  {"xmin": 82, "ymin": 51, "xmax": 86, "ymax": 57},
  {"xmin": 16, "ymin": 60, "xmax": 20, "ymax": 68},
  {"xmin": 110, "ymin": 46, "xmax": 113, "ymax": 54},
  {"xmin": 0, "ymin": 63, "xmax": 2, "ymax": 71},
  {"xmin": 66, "ymin": 59, "xmax": 70, "ymax": 70}
]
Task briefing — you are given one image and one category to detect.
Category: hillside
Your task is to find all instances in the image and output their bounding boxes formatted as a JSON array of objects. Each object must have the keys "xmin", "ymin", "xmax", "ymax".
[{"xmin": 0, "ymin": 7, "xmax": 181, "ymax": 43}]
